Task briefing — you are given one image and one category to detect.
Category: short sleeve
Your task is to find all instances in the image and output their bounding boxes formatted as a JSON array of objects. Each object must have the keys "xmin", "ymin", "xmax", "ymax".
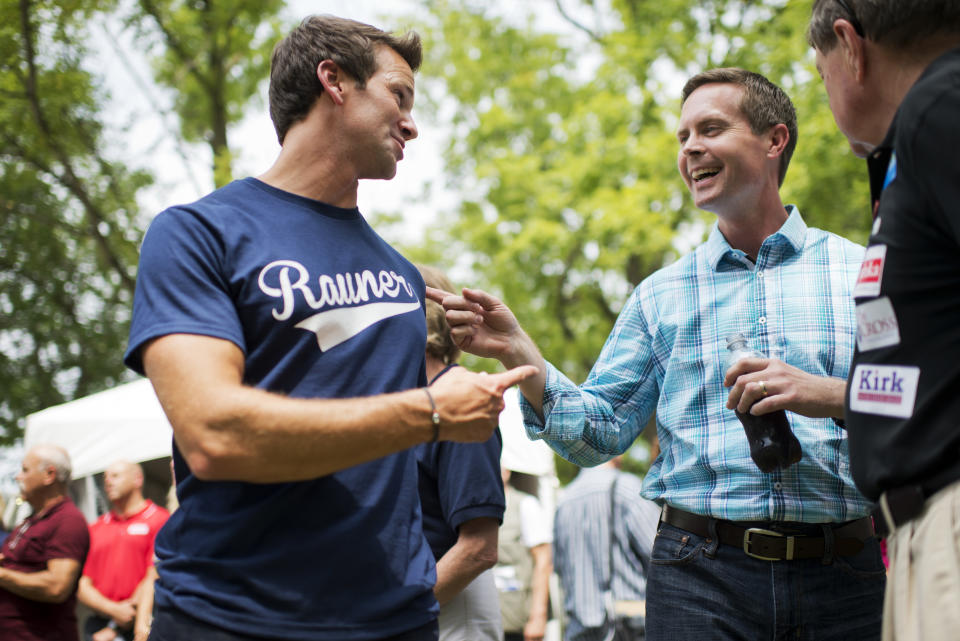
[
  {"xmin": 124, "ymin": 207, "xmax": 246, "ymax": 374},
  {"xmin": 46, "ymin": 512, "xmax": 90, "ymax": 563},
  {"xmin": 436, "ymin": 431, "xmax": 505, "ymax": 531}
]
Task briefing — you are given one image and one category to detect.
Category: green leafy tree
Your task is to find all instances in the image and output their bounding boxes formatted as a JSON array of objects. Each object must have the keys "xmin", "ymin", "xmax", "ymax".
[
  {"xmin": 126, "ymin": 0, "xmax": 286, "ymax": 186},
  {"xmin": 0, "ymin": 0, "xmax": 150, "ymax": 443},
  {"xmin": 0, "ymin": 0, "xmax": 286, "ymax": 444},
  {"xmin": 411, "ymin": 0, "xmax": 870, "ymax": 468}
]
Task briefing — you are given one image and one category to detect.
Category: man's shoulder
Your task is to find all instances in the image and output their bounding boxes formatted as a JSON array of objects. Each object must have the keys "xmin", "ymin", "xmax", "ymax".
[
  {"xmin": 897, "ymin": 50, "xmax": 960, "ymax": 144},
  {"xmin": 47, "ymin": 500, "xmax": 90, "ymax": 544},
  {"xmin": 801, "ymin": 225, "xmax": 865, "ymax": 259}
]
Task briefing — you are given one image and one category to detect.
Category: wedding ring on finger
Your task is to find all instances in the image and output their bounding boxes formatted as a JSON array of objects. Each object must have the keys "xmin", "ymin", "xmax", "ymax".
[{"xmin": 760, "ymin": 380, "xmax": 768, "ymax": 397}]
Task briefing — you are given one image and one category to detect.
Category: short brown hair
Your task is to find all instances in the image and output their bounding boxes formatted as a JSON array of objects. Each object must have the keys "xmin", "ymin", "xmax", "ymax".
[
  {"xmin": 268, "ymin": 15, "xmax": 422, "ymax": 144},
  {"xmin": 808, "ymin": 0, "xmax": 960, "ymax": 53},
  {"xmin": 681, "ymin": 68, "xmax": 798, "ymax": 187},
  {"xmin": 417, "ymin": 265, "xmax": 461, "ymax": 366}
]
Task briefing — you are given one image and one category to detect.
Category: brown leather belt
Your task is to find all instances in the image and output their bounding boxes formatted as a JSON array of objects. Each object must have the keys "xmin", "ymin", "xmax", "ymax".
[{"xmin": 661, "ymin": 505, "xmax": 875, "ymax": 561}]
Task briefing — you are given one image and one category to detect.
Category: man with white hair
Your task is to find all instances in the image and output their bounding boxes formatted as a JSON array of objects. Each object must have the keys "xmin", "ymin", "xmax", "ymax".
[
  {"xmin": 0, "ymin": 444, "xmax": 90, "ymax": 641},
  {"xmin": 79, "ymin": 460, "xmax": 169, "ymax": 641}
]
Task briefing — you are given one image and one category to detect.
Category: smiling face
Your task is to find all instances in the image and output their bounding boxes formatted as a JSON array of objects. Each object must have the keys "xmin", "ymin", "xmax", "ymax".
[
  {"xmin": 343, "ymin": 45, "xmax": 418, "ymax": 181},
  {"xmin": 676, "ymin": 83, "xmax": 777, "ymax": 216}
]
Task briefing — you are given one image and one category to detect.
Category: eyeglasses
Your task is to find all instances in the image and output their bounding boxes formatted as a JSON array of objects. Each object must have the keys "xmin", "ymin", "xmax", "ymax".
[{"xmin": 834, "ymin": 0, "xmax": 865, "ymax": 37}]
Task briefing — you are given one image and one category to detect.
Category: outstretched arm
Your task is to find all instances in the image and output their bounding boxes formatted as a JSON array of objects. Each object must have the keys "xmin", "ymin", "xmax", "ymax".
[
  {"xmin": 143, "ymin": 333, "xmax": 538, "ymax": 483},
  {"xmin": 426, "ymin": 286, "xmax": 548, "ymax": 415},
  {"xmin": 724, "ymin": 357, "xmax": 846, "ymax": 420}
]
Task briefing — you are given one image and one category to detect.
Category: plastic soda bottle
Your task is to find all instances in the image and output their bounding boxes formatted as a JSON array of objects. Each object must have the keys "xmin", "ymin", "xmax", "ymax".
[{"xmin": 724, "ymin": 333, "xmax": 803, "ymax": 473}]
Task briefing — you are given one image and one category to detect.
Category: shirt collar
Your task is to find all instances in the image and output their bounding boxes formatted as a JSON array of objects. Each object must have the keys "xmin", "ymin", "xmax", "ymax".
[{"xmin": 703, "ymin": 205, "xmax": 806, "ymax": 270}]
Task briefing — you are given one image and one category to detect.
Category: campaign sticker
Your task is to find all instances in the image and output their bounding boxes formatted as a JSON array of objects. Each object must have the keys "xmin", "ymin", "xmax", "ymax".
[
  {"xmin": 127, "ymin": 522, "xmax": 150, "ymax": 536},
  {"xmin": 854, "ymin": 244, "xmax": 887, "ymax": 298},
  {"xmin": 849, "ymin": 364, "xmax": 919, "ymax": 418},
  {"xmin": 856, "ymin": 297, "xmax": 900, "ymax": 352}
]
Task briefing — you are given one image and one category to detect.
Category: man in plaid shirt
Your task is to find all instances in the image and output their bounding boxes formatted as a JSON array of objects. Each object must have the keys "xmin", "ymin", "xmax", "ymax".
[{"xmin": 430, "ymin": 68, "xmax": 883, "ymax": 641}]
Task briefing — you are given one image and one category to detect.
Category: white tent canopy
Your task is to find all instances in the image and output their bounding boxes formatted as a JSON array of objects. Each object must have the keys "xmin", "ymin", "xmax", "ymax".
[{"xmin": 24, "ymin": 378, "xmax": 173, "ymax": 480}]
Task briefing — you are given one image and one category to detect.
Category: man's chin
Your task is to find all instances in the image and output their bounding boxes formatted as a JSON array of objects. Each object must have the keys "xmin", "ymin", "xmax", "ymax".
[{"xmin": 848, "ymin": 139, "xmax": 874, "ymax": 159}]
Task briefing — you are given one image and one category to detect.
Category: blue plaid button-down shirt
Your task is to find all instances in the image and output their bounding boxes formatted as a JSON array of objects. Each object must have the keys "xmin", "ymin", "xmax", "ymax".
[{"xmin": 521, "ymin": 207, "xmax": 872, "ymax": 522}]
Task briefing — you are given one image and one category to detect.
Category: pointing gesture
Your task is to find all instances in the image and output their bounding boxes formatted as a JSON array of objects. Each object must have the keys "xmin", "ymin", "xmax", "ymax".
[{"xmin": 426, "ymin": 285, "xmax": 548, "ymax": 416}]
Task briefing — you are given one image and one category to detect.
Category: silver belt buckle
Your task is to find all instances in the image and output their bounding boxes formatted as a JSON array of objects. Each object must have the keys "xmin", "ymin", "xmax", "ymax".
[{"xmin": 743, "ymin": 527, "xmax": 795, "ymax": 561}]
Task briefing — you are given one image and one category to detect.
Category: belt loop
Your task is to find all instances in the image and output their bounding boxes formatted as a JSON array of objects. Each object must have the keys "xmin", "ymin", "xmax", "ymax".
[
  {"xmin": 705, "ymin": 518, "xmax": 720, "ymax": 558},
  {"xmin": 820, "ymin": 523, "xmax": 835, "ymax": 565}
]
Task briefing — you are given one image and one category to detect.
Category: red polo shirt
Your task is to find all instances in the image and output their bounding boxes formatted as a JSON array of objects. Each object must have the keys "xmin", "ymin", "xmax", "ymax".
[
  {"xmin": 0, "ymin": 497, "xmax": 90, "ymax": 641},
  {"xmin": 82, "ymin": 500, "xmax": 169, "ymax": 601}
]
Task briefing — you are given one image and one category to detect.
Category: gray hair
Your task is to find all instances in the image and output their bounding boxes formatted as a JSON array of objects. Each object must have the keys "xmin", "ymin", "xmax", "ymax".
[
  {"xmin": 30, "ymin": 444, "xmax": 72, "ymax": 483},
  {"xmin": 808, "ymin": 0, "xmax": 960, "ymax": 52}
]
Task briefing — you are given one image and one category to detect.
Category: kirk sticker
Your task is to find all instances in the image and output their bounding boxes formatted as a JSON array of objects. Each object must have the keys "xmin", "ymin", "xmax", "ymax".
[
  {"xmin": 849, "ymin": 364, "xmax": 919, "ymax": 418},
  {"xmin": 853, "ymin": 244, "xmax": 887, "ymax": 298},
  {"xmin": 856, "ymin": 297, "xmax": 900, "ymax": 352}
]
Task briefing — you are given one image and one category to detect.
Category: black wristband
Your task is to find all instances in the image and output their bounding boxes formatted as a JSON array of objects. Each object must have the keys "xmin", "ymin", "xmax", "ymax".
[{"xmin": 423, "ymin": 388, "xmax": 440, "ymax": 441}]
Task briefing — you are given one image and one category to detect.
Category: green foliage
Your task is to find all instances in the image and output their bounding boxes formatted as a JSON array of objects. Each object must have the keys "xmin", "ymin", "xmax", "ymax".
[
  {"xmin": 0, "ymin": 0, "xmax": 284, "ymax": 444},
  {"xmin": 410, "ymin": 0, "xmax": 871, "ymax": 460},
  {"xmin": 0, "ymin": 0, "xmax": 150, "ymax": 443},
  {"xmin": 125, "ymin": 0, "xmax": 286, "ymax": 186}
]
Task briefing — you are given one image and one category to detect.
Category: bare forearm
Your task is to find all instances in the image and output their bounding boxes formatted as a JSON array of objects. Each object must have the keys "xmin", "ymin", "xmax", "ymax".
[
  {"xmin": 0, "ymin": 566, "xmax": 75, "ymax": 603},
  {"xmin": 527, "ymin": 544, "xmax": 552, "ymax": 623},
  {"xmin": 144, "ymin": 334, "xmax": 533, "ymax": 483},
  {"xmin": 433, "ymin": 519, "xmax": 499, "ymax": 605},
  {"xmin": 78, "ymin": 578, "xmax": 125, "ymax": 619},
  {"xmin": 171, "ymin": 386, "xmax": 435, "ymax": 482}
]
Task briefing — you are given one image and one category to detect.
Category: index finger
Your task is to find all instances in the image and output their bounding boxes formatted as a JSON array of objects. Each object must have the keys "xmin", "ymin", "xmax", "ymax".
[
  {"xmin": 723, "ymin": 357, "xmax": 768, "ymax": 387},
  {"xmin": 425, "ymin": 286, "xmax": 453, "ymax": 304},
  {"xmin": 491, "ymin": 364, "xmax": 540, "ymax": 390}
]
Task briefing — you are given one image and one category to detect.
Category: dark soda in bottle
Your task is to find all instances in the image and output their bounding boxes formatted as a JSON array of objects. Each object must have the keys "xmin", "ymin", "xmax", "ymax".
[{"xmin": 724, "ymin": 333, "xmax": 802, "ymax": 473}]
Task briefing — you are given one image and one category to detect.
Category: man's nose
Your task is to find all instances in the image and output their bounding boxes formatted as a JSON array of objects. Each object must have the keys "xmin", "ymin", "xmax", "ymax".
[{"xmin": 401, "ymin": 112, "xmax": 418, "ymax": 141}]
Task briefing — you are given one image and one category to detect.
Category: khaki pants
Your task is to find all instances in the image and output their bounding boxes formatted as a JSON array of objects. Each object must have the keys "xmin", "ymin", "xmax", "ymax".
[{"xmin": 883, "ymin": 480, "xmax": 960, "ymax": 641}]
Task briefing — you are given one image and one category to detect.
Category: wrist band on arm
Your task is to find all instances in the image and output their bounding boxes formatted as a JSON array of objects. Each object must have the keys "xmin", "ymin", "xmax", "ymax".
[{"xmin": 423, "ymin": 388, "xmax": 441, "ymax": 442}]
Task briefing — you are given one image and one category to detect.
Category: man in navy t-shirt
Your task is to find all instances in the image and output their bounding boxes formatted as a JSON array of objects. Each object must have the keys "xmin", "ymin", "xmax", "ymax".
[{"xmin": 124, "ymin": 15, "xmax": 537, "ymax": 641}]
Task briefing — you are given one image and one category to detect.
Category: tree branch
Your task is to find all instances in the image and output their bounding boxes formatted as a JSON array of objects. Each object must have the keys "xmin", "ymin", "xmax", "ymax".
[
  {"xmin": 16, "ymin": 0, "xmax": 136, "ymax": 293},
  {"xmin": 554, "ymin": 0, "xmax": 605, "ymax": 44}
]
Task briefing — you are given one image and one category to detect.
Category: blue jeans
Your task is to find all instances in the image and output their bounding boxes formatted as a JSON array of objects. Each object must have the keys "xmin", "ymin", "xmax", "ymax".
[
  {"xmin": 148, "ymin": 606, "xmax": 439, "ymax": 641},
  {"xmin": 646, "ymin": 522, "xmax": 885, "ymax": 641}
]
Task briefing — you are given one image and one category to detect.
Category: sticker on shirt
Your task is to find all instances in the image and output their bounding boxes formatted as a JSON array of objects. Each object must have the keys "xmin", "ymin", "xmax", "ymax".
[
  {"xmin": 127, "ymin": 522, "xmax": 150, "ymax": 536},
  {"xmin": 882, "ymin": 151, "xmax": 897, "ymax": 191},
  {"xmin": 853, "ymin": 244, "xmax": 887, "ymax": 298},
  {"xmin": 856, "ymin": 297, "xmax": 900, "ymax": 352},
  {"xmin": 849, "ymin": 364, "xmax": 919, "ymax": 418}
]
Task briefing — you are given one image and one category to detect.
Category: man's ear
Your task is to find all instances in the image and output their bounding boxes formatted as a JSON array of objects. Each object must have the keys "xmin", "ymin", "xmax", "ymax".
[
  {"xmin": 317, "ymin": 59, "xmax": 345, "ymax": 106},
  {"xmin": 833, "ymin": 19, "xmax": 867, "ymax": 83},
  {"xmin": 767, "ymin": 123, "xmax": 789, "ymax": 159},
  {"xmin": 41, "ymin": 464, "xmax": 57, "ymax": 487}
]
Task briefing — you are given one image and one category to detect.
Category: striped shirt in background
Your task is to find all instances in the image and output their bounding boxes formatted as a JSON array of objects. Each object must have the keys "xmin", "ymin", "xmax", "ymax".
[
  {"xmin": 520, "ymin": 207, "xmax": 872, "ymax": 523},
  {"xmin": 553, "ymin": 466, "xmax": 659, "ymax": 641}
]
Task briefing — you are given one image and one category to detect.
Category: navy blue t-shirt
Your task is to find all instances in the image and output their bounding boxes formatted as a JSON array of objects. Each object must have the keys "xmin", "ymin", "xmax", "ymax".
[
  {"xmin": 416, "ymin": 429, "xmax": 505, "ymax": 560},
  {"xmin": 124, "ymin": 178, "xmax": 437, "ymax": 640}
]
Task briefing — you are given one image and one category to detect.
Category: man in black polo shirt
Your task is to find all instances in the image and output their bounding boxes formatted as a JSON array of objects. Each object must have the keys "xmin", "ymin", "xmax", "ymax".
[{"xmin": 807, "ymin": 1, "xmax": 960, "ymax": 638}]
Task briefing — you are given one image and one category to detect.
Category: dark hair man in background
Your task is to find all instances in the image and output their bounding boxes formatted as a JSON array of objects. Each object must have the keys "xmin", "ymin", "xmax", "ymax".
[
  {"xmin": 808, "ymin": 2, "xmax": 960, "ymax": 639},
  {"xmin": 124, "ymin": 15, "xmax": 535, "ymax": 641}
]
